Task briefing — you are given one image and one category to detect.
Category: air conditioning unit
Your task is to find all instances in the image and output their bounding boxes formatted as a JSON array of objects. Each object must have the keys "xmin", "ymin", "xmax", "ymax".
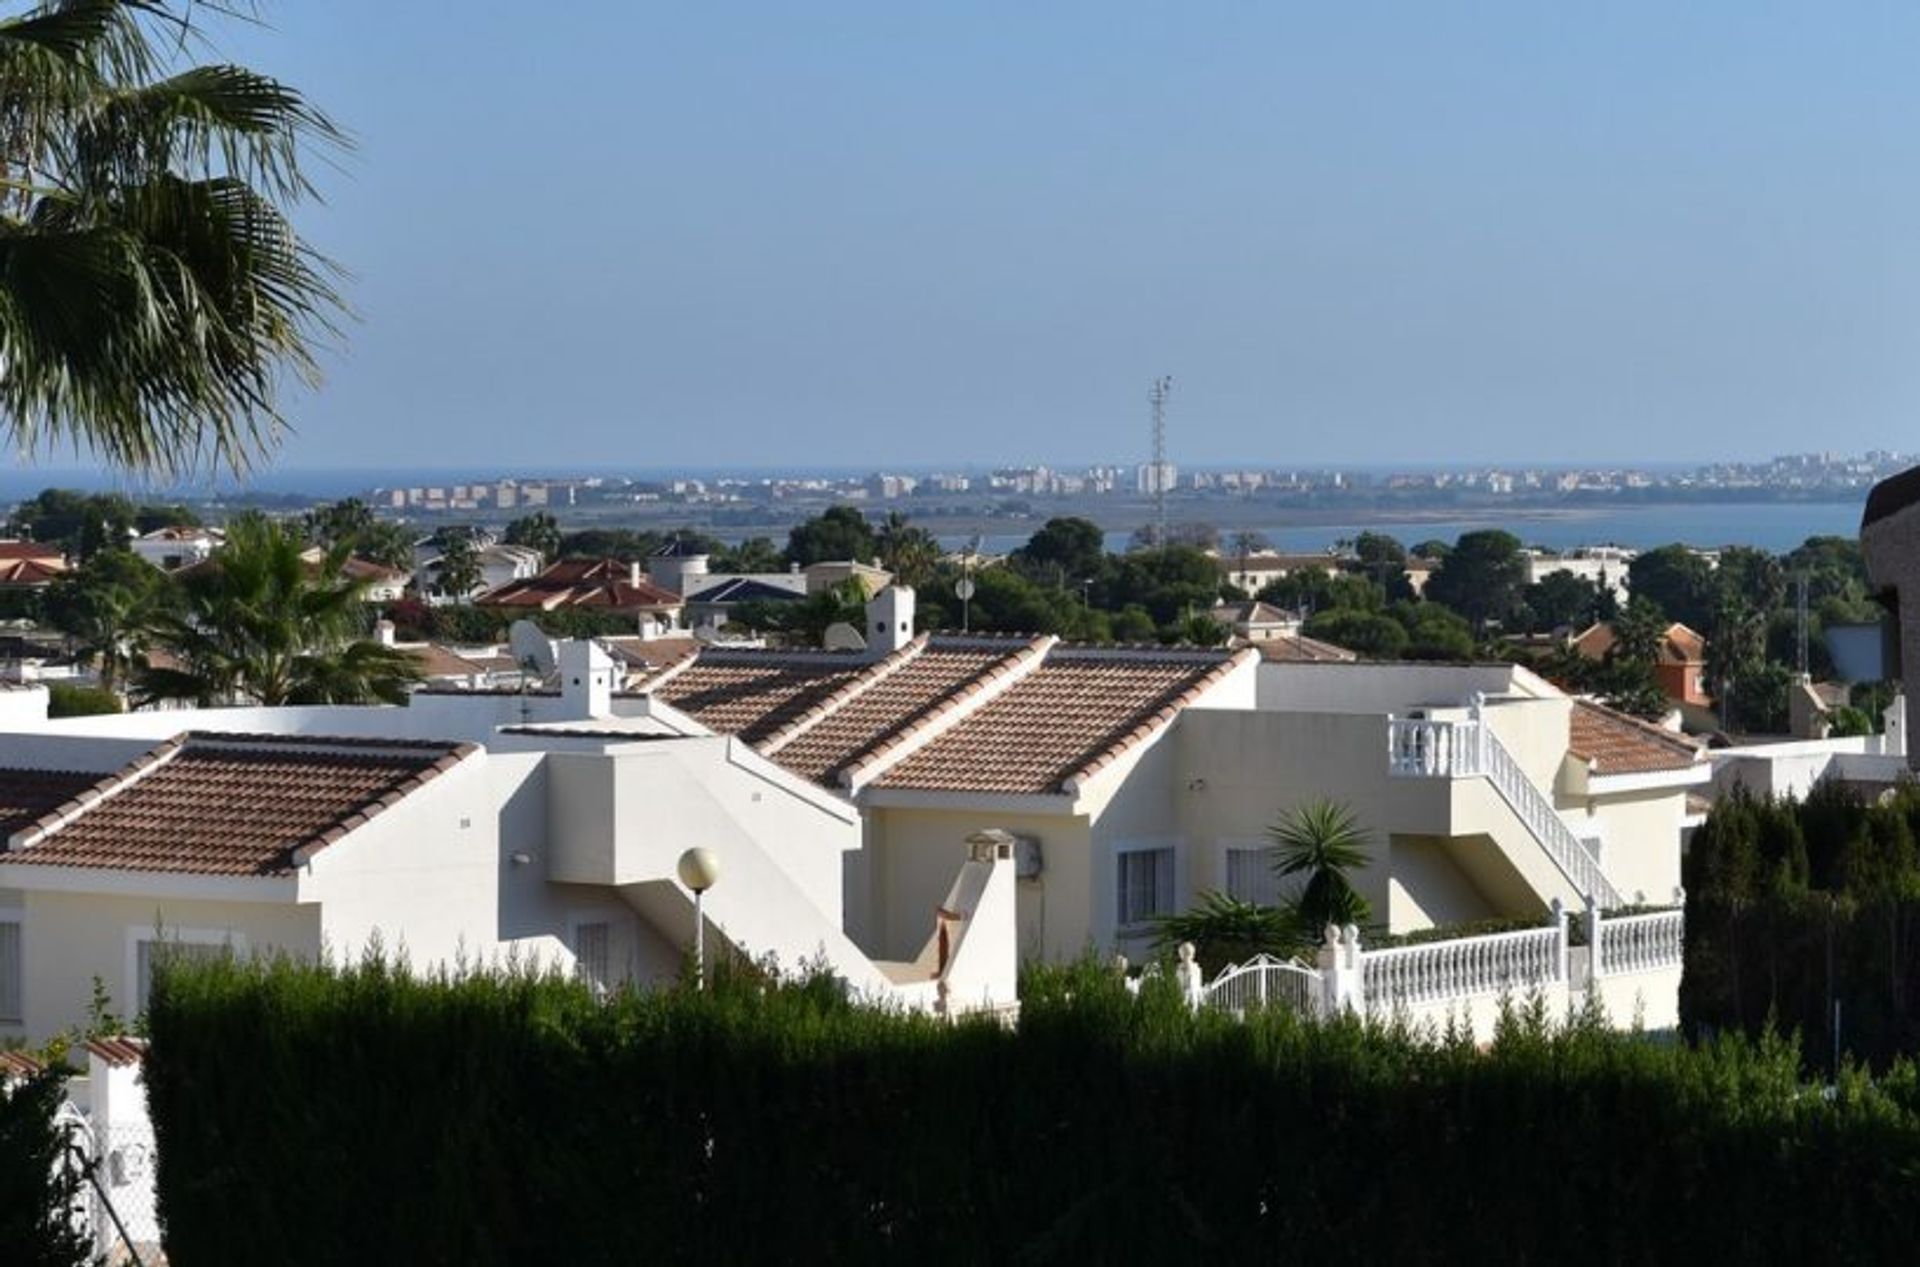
[{"xmin": 1013, "ymin": 834, "xmax": 1044, "ymax": 880}]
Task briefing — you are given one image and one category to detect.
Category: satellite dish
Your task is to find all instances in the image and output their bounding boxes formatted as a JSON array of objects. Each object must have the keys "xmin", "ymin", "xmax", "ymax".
[
  {"xmin": 508, "ymin": 619, "xmax": 557, "ymax": 678},
  {"xmin": 822, "ymin": 622, "xmax": 868, "ymax": 652}
]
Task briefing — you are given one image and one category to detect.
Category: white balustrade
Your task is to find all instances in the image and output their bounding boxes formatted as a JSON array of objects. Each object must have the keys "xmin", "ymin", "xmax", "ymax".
[
  {"xmin": 1595, "ymin": 909, "xmax": 1684, "ymax": 977},
  {"xmin": 1362, "ymin": 925, "xmax": 1562, "ymax": 1013},
  {"xmin": 1195, "ymin": 904, "xmax": 1682, "ymax": 1024},
  {"xmin": 1385, "ymin": 716, "xmax": 1624, "ymax": 909},
  {"xmin": 1387, "ymin": 718, "xmax": 1483, "ymax": 777}
]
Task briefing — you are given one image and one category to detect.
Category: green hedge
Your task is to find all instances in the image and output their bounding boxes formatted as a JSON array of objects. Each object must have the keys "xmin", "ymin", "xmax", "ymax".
[
  {"xmin": 1683, "ymin": 783, "xmax": 1920, "ymax": 1071},
  {"xmin": 1, "ymin": 1067, "xmax": 87, "ymax": 1267},
  {"xmin": 145, "ymin": 955, "xmax": 1920, "ymax": 1265}
]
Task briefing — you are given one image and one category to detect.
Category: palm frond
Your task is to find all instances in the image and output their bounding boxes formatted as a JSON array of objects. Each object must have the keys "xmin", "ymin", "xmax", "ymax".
[{"xmin": 0, "ymin": 1, "xmax": 346, "ymax": 475}]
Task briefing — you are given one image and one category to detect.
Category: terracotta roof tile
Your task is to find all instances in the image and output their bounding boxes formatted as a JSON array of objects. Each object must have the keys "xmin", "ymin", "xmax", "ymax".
[
  {"xmin": 877, "ymin": 648, "xmax": 1249, "ymax": 795},
  {"xmin": 1255, "ymin": 634, "xmax": 1358, "ymax": 663},
  {"xmin": 771, "ymin": 643, "xmax": 1030, "ymax": 784},
  {"xmin": 0, "ymin": 768, "xmax": 101, "ymax": 837},
  {"xmin": 403, "ymin": 642, "xmax": 495, "ymax": 680},
  {"xmin": 0, "ymin": 1049, "xmax": 44, "ymax": 1079},
  {"xmin": 0, "ymin": 734, "xmax": 475, "ymax": 876},
  {"xmin": 477, "ymin": 559, "xmax": 682, "ymax": 612},
  {"xmin": 0, "ymin": 557, "xmax": 66, "ymax": 585},
  {"xmin": 83, "ymin": 1036, "xmax": 148, "ymax": 1067},
  {"xmin": 650, "ymin": 654, "xmax": 872, "ymax": 745},
  {"xmin": 1569, "ymin": 701, "xmax": 1700, "ymax": 775}
]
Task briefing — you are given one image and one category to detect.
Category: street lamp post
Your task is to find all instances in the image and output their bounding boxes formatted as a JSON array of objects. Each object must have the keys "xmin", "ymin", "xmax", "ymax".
[{"xmin": 676, "ymin": 847, "xmax": 721, "ymax": 990}]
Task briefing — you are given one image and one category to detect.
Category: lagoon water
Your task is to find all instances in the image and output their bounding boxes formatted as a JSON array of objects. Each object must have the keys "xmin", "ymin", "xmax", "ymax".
[{"xmin": 960, "ymin": 500, "xmax": 1869, "ymax": 556}]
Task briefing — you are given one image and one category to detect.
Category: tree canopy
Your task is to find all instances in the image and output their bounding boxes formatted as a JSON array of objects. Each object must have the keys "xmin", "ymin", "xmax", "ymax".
[
  {"xmin": 785, "ymin": 506, "xmax": 875, "ymax": 567},
  {"xmin": 0, "ymin": 0, "xmax": 347, "ymax": 476},
  {"xmin": 1421, "ymin": 530, "xmax": 1525, "ymax": 630}
]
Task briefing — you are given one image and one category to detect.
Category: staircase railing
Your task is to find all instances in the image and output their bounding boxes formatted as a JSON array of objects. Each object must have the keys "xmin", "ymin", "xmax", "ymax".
[{"xmin": 1387, "ymin": 715, "xmax": 1622, "ymax": 908}]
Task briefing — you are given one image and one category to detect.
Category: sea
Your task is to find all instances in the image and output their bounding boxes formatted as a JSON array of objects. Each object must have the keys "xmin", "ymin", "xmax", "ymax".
[{"xmin": 0, "ymin": 463, "xmax": 1871, "ymax": 555}]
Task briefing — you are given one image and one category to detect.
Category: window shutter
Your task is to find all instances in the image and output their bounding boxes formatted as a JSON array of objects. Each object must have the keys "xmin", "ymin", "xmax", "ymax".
[
  {"xmin": 0, "ymin": 921, "xmax": 20, "ymax": 1023},
  {"xmin": 575, "ymin": 923, "xmax": 611, "ymax": 994}
]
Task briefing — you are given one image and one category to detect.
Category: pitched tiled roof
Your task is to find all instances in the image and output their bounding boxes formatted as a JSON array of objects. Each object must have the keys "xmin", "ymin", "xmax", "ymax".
[
  {"xmin": 0, "ymin": 734, "xmax": 475, "ymax": 876},
  {"xmin": 877, "ymin": 648, "xmax": 1253, "ymax": 795},
  {"xmin": 1255, "ymin": 634, "xmax": 1358, "ymax": 663},
  {"xmin": 630, "ymin": 634, "xmax": 1251, "ymax": 794},
  {"xmin": 769, "ymin": 642, "xmax": 1037, "ymax": 785},
  {"xmin": 685, "ymin": 577, "xmax": 807, "ymax": 605},
  {"xmin": 0, "ymin": 1049, "xmax": 44, "ymax": 1079},
  {"xmin": 1570, "ymin": 621, "xmax": 1705, "ymax": 667},
  {"xmin": 342, "ymin": 557, "xmax": 410, "ymax": 585},
  {"xmin": 402, "ymin": 642, "xmax": 496, "ymax": 681},
  {"xmin": 478, "ymin": 559, "xmax": 683, "ymax": 612},
  {"xmin": 649, "ymin": 653, "xmax": 874, "ymax": 745},
  {"xmin": 84, "ymin": 1036, "xmax": 148, "ymax": 1067},
  {"xmin": 0, "ymin": 557, "xmax": 65, "ymax": 585},
  {"xmin": 1569, "ymin": 701, "xmax": 1700, "ymax": 775},
  {"xmin": 0, "ymin": 540, "xmax": 61, "ymax": 563},
  {"xmin": 0, "ymin": 768, "xmax": 101, "ymax": 836}
]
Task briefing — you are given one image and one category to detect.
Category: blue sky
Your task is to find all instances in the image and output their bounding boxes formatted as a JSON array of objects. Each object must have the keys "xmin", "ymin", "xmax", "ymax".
[{"xmin": 208, "ymin": 2, "xmax": 1920, "ymax": 471}]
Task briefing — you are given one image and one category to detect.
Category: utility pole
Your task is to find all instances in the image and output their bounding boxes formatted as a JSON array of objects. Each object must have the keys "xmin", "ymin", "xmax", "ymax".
[
  {"xmin": 1149, "ymin": 376, "xmax": 1172, "ymax": 549},
  {"xmin": 1796, "ymin": 573, "xmax": 1810, "ymax": 677}
]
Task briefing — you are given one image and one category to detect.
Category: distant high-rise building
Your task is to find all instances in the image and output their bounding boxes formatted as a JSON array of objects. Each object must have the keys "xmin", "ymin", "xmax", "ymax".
[{"xmin": 1137, "ymin": 461, "xmax": 1178, "ymax": 495}]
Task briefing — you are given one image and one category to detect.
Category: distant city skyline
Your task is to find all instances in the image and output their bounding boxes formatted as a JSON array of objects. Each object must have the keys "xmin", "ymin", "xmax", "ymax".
[{"xmin": 41, "ymin": 3, "xmax": 1920, "ymax": 471}]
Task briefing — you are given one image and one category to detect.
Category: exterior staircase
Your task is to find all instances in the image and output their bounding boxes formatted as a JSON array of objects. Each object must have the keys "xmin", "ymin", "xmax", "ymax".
[{"xmin": 1387, "ymin": 714, "xmax": 1624, "ymax": 909}]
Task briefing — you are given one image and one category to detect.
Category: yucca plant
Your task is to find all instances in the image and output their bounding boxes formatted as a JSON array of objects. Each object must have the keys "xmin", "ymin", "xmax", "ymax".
[
  {"xmin": 1153, "ymin": 890, "xmax": 1302, "ymax": 977},
  {"xmin": 0, "ymin": 0, "xmax": 345, "ymax": 475},
  {"xmin": 1269, "ymin": 797, "xmax": 1373, "ymax": 932}
]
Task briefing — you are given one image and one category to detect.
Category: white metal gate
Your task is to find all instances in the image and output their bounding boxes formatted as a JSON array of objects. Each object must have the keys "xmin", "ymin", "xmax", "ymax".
[{"xmin": 1201, "ymin": 953, "xmax": 1322, "ymax": 1016}]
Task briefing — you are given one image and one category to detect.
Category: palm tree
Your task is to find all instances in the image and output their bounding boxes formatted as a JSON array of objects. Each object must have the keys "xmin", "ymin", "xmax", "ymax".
[
  {"xmin": 0, "ymin": 1, "xmax": 346, "ymax": 475},
  {"xmin": 42, "ymin": 545, "xmax": 166, "ymax": 694},
  {"xmin": 429, "ymin": 530, "xmax": 482, "ymax": 602},
  {"xmin": 875, "ymin": 511, "xmax": 939, "ymax": 589},
  {"xmin": 1268, "ymin": 798, "xmax": 1373, "ymax": 931},
  {"xmin": 133, "ymin": 513, "xmax": 419, "ymax": 706}
]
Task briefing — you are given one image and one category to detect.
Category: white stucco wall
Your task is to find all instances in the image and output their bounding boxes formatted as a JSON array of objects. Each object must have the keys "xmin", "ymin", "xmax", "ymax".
[
  {"xmin": 303, "ymin": 748, "xmax": 506, "ymax": 970},
  {"xmin": 1558, "ymin": 786, "xmax": 1686, "ymax": 908},
  {"xmin": 15, "ymin": 888, "xmax": 318, "ymax": 1039},
  {"xmin": 862, "ymin": 807, "xmax": 1089, "ymax": 962},
  {"xmin": 1256, "ymin": 662, "xmax": 1524, "ymax": 714}
]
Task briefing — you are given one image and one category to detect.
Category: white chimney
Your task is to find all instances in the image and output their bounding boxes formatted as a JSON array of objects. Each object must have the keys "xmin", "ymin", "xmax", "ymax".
[
  {"xmin": 629, "ymin": 560, "xmax": 643, "ymax": 590},
  {"xmin": 867, "ymin": 586, "xmax": 915, "ymax": 656},
  {"xmin": 557, "ymin": 638, "xmax": 616, "ymax": 717}
]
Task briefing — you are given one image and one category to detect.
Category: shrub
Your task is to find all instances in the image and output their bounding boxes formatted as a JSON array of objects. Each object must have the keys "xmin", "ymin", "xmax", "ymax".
[
  {"xmin": 0, "ymin": 1067, "xmax": 88, "ymax": 1267},
  {"xmin": 143, "ymin": 952, "xmax": 1920, "ymax": 1264},
  {"xmin": 45, "ymin": 683, "xmax": 120, "ymax": 718}
]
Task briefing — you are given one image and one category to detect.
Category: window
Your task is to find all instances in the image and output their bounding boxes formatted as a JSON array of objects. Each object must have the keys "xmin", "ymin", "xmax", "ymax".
[
  {"xmin": 0, "ymin": 917, "xmax": 20, "ymax": 1024},
  {"xmin": 574, "ymin": 922, "xmax": 611, "ymax": 995},
  {"xmin": 1224, "ymin": 847, "xmax": 1281, "ymax": 908},
  {"xmin": 1116, "ymin": 846, "xmax": 1176, "ymax": 928},
  {"xmin": 132, "ymin": 937, "xmax": 231, "ymax": 1013},
  {"xmin": 130, "ymin": 928, "xmax": 243, "ymax": 1014}
]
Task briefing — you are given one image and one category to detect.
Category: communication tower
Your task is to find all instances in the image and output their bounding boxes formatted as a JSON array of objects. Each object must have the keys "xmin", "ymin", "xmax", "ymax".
[{"xmin": 1149, "ymin": 376, "xmax": 1172, "ymax": 548}]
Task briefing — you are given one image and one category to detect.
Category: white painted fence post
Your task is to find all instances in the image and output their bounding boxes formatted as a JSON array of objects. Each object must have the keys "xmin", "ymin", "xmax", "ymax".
[
  {"xmin": 1551, "ymin": 898, "xmax": 1569, "ymax": 983},
  {"xmin": 1586, "ymin": 897, "xmax": 1604, "ymax": 979},
  {"xmin": 1317, "ymin": 923, "xmax": 1365, "ymax": 1017},
  {"xmin": 1175, "ymin": 941, "xmax": 1204, "ymax": 1011}
]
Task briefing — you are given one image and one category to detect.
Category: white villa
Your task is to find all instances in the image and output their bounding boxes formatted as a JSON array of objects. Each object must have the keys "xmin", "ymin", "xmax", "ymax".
[{"xmin": 0, "ymin": 587, "xmax": 1705, "ymax": 1042}]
